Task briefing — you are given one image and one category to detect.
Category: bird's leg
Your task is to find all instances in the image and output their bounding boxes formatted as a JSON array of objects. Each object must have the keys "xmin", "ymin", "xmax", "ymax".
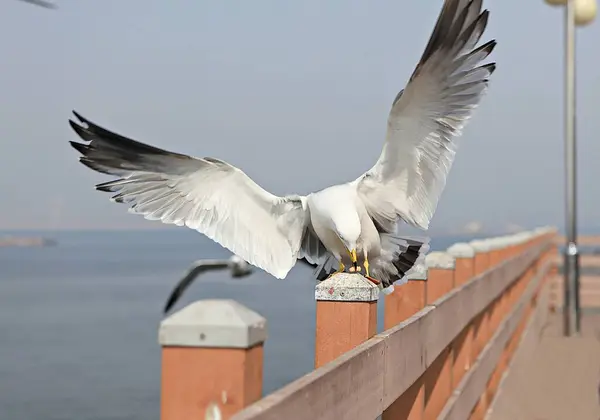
[
  {"xmin": 326, "ymin": 261, "xmax": 346, "ymax": 279},
  {"xmin": 348, "ymin": 249, "xmax": 361, "ymax": 273},
  {"xmin": 362, "ymin": 249, "xmax": 380, "ymax": 285}
]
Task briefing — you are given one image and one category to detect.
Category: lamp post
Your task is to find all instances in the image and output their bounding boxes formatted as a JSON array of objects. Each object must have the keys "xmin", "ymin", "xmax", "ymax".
[{"xmin": 544, "ymin": 0, "xmax": 597, "ymax": 336}]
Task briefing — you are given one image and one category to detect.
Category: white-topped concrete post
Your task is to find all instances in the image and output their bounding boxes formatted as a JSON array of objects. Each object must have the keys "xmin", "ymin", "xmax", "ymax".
[
  {"xmin": 159, "ymin": 299, "xmax": 267, "ymax": 420},
  {"xmin": 469, "ymin": 239, "xmax": 492, "ymax": 275},
  {"xmin": 486, "ymin": 237, "xmax": 510, "ymax": 266},
  {"xmin": 504, "ymin": 233, "xmax": 525, "ymax": 258},
  {"xmin": 447, "ymin": 242, "xmax": 476, "ymax": 286},
  {"xmin": 422, "ymin": 253, "xmax": 456, "ymax": 419},
  {"xmin": 384, "ymin": 263, "xmax": 429, "ymax": 333},
  {"xmin": 382, "ymin": 265, "xmax": 428, "ymax": 420},
  {"xmin": 315, "ymin": 273, "xmax": 379, "ymax": 368},
  {"xmin": 425, "ymin": 252, "xmax": 456, "ymax": 303}
]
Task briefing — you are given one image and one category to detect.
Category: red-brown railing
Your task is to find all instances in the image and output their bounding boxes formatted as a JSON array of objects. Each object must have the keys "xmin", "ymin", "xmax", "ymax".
[{"xmin": 158, "ymin": 227, "xmax": 559, "ymax": 420}]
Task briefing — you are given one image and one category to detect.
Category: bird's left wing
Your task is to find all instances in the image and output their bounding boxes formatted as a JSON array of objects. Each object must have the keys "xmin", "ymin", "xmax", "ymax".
[
  {"xmin": 356, "ymin": 0, "xmax": 495, "ymax": 231},
  {"xmin": 69, "ymin": 111, "xmax": 309, "ymax": 279}
]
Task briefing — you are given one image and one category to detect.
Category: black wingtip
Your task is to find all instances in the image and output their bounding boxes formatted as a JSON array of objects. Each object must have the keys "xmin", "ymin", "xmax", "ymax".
[
  {"xmin": 69, "ymin": 118, "xmax": 98, "ymax": 142},
  {"xmin": 486, "ymin": 39, "xmax": 497, "ymax": 52},
  {"xmin": 69, "ymin": 140, "xmax": 90, "ymax": 155},
  {"xmin": 72, "ymin": 110, "xmax": 86, "ymax": 124}
]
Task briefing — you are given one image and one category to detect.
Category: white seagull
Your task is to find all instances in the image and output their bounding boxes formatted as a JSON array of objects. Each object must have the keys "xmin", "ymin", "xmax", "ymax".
[{"xmin": 69, "ymin": 0, "xmax": 496, "ymax": 294}]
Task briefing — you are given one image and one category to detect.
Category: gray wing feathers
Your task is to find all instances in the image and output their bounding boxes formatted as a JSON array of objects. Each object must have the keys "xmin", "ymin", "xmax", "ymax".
[
  {"xmin": 357, "ymin": 0, "xmax": 495, "ymax": 231},
  {"xmin": 69, "ymin": 111, "xmax": 308, "ymax": 279}
]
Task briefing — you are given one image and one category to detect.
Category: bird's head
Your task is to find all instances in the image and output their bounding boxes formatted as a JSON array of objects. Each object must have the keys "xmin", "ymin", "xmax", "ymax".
[{"xmin": 331, "ymin": 214, "xmax": 361, "ymax": 269}]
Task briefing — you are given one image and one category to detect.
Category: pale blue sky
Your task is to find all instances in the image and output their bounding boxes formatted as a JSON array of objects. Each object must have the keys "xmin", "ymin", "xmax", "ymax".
[{"xmin": 1, "ymin": 0, "xmax": 599, "ymax": 232}]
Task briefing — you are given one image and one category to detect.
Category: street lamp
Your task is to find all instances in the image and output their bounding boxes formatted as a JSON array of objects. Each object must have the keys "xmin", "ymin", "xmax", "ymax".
[
  {"xmin": 544, "ymin": 0, "xmax": 596, "ymax": 336},
  {"xmin": 545, "ymin": 0, "xmax": 597, "ymax": 24}
]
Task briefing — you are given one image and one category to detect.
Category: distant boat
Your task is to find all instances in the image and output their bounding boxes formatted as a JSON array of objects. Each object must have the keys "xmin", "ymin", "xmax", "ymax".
[{"xmin": 0, "ymin": 236, "xmax": 57, "ymax": 248}]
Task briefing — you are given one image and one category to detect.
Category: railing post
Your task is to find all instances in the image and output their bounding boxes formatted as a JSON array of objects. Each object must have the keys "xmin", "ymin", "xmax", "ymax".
[
  {"xmin": 486, "ymin": 238, "xmax": 510, "ymax": 334},
  {"xmin": 484, "ymin": 237, "xmax": 514, "ymax": 410},
  {"xmin": 468, "ymin": 239, "xmax": 492, "ymax": 358},
  {"xmin": 314, "ymin": 273, "xmax": 378, "ymax": 368},
  {"xmin": 447, "ymin": 243, "xmax": 475, "ymax": 386},
  {"xmin": 447, "ymin": 243, "xmax": 475, "ymax": 287},
  {"xmin": 468, "ymin": 239, "xmax": 492, "ymax": 419},
  {"xmin": 384, "ymin": 271, "xmax": 427, "ymax": 330},
  {"xmin": 488, "ymin": 237, "xmax": 509, "ymax": 267},
  {"xmin": 382, "ymin": 266, "xmax": 428, "ymax": 420},
  {"xmin": 159, "ymin": 299, "xmax": 267, "ymax": 420},
  {"xmin": 423, "ymin": 253, "xmax": 455, "ymax": 420},
  {"xmin": 470, "ymin": 239, "xmax": 491, "ymax": 276}
]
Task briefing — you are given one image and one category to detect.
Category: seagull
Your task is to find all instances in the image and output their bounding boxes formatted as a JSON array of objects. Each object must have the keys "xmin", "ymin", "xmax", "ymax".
[
  {"xmin": 163, "ymin": 255, "xmax": 253, "ymax": 314},
  {"xmin": 68, "ymin": 0, "xmax": 495, "ymax": 294}
]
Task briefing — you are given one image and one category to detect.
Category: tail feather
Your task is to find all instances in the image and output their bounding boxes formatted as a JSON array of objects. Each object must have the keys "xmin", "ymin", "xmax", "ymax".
[
  {"xmin": 373, "ymin": 234, "xmax": 430, "ymax": 294},
  {"xmin": 302, "ymin": 234, "xmax": 430, "ymax": 294}
]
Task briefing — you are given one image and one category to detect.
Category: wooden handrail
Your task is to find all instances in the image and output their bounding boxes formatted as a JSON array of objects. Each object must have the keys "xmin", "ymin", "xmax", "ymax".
[
  {"xmin": 439, "ymin": 258, "xmax": 551, "ymax": 419},
  {"xmin": 230, "ymin": 236, "xmax": 553, "ymax": 420}
]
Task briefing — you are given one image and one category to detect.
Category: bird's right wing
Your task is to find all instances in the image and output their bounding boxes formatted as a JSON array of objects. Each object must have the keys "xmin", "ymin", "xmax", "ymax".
[{"xmin": 69, "ymin": 112, "xmax": 309, "ymax": 279}]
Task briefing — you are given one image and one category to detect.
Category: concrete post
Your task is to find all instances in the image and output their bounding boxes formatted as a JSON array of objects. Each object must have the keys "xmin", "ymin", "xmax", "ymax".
[
  {"xmin": 469, "ymin": 239, "xmax": 491, "ymax": 276},
  {"xmin": 447, "ymin": 243, "xmax": 475, "ymax": 286},
  {"xmin": 424, "ymin": 252, "xmax": 455, "ymax": 303},
  {"xmin": 487, "ymin": 237, "xmax": 510, "ymax": 267},
  {"xmin": 382, "ymin": 266, "xmax": 428, "ymax": 420},
  {"xmin": 159, "ymin": 299, "xmax": 267, "ymax": 420},
  {"xmin": 468, "ymin": 239, "xmax": 492, "ymax": 368},
  {"xmin": 447, "ymin": 242, "xmax": 475, "ymax": 385},
  {"xmin": 423, "ymin": 253, "xmax": 455, "ymax": 420},
  {"xmin": 314, "ymin": 273, "xmax": 379, "ymax": 368},
  {"xmin": 384, "ymin": 269, "xmax": 428, "ymax": 330}
]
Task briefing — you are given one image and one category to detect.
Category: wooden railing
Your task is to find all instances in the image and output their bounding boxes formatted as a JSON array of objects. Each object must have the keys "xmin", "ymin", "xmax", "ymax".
[{"xmin": 158, "ymin": 227, "xmax": 558, "ymax": 420}]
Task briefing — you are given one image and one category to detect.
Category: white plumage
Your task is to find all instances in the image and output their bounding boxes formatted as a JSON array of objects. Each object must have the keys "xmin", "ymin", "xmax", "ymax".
[{"xmin": 69, "ymin": 0, "xmax": 495, "ymax": 293}]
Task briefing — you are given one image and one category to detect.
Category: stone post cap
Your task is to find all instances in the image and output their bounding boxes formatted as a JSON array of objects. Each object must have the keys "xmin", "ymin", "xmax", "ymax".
[
  {"xmin": 469, "ymin": 239, "xmax": 492, "ymax": 252},
  {"xmin": 425, "ymin": 251, "xmax": 456, "ymax": 269},
  {"xmin": 159, "ymin": 299, "xmax": 267, "ymax": 349},
  {"xmin": 315, "ymin": 273, "xmax": 379, "ymax": 302},
  {"xmin": 533, "ymin": 226, "xmax": 558, "ymax": 236},
  {"xmin": 486, "ymin": 236, "xmax": 511, "ymax": 250},
  {"xmin": 406, "ymin": 264, "xmax": 428, "ymax": 281},
  {"xmin": 503, "ymin": 233, "xmax": 522, "ymax": 245},
  {"xmin": 510, "ymin": 231, "xmax": 533, "ymax": 244},
  {"xmin": 447, "ymin": 242, "xmax": 475, "ymax": 258}
]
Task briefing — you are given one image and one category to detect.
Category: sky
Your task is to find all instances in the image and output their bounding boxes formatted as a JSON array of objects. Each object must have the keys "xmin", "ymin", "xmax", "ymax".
[{"xmin": 1, "ymin": 0, "xmax": 599, "ymax": 233}]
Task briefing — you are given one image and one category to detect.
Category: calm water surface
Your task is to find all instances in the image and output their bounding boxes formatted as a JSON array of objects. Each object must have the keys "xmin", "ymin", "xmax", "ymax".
[{"xmin": 0, "ymin": 230, "xmax": 472, "ymax": 420}]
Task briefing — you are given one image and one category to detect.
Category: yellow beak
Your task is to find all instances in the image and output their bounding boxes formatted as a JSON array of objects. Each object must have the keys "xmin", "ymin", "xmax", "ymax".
[{"xmin": 349, "ymin": 249, "xmax": 358, "ymax": 269}]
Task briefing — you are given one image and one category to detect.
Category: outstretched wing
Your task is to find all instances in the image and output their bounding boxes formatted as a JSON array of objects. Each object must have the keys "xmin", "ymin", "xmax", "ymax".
[
  {"xmin": 69, "ymin": 111, "xmax": 309, "ymax": 279},
  {"xmin": 356, "ymin": 0, "xmax": 496, "ymax": 231}
]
